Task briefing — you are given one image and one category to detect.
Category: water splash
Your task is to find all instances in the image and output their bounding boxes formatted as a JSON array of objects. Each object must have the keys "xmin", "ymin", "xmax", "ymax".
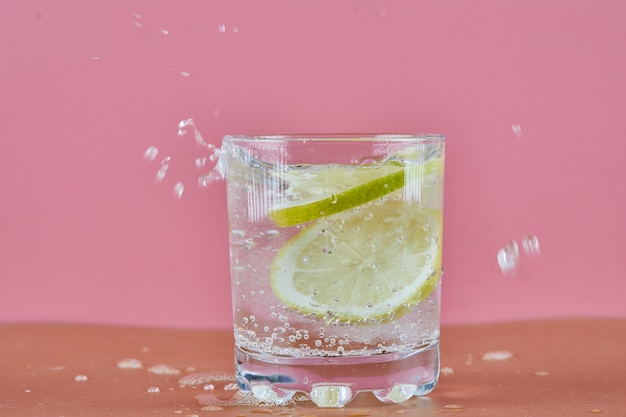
[
  {"xmin": 177, "ymin": 118, "xmax": 224, "ymax": 189},
  {"xmin": 144, "ymin": 119, "xmax": 224, "ymax": 197},
  {"xmin": 154, "ymin": 156, "xmax": 171, "ymax": 183}
]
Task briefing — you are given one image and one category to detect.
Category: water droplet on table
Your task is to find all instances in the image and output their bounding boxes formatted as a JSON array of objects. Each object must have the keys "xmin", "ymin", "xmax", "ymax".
[
  {"xmin": 441, "ymin": 367, "xmax": 455, "ymax": 376},
  {"xmin": 116, "ymin": 358, "xmax": 143, "ymax": 369},
  {"xmin": 178, "ymin": 372, "xmax": 235, "ymax": 386},
  {"xmin": 147, "ymin": 364, "xmax": 181, "ymax": 375},
  {"xmin": 481, "ymin": 350, "xmax": 513, "ymax": 361}
]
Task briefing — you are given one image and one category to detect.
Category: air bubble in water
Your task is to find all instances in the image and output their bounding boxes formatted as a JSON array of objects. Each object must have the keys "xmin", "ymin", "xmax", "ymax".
[
  {"xmin": 521, "ymin": 234, "xmax": 540, "ymax": 257},
  {"xmin": 497, "ymin": 240, "xmax": 519, "ymax": 274}
]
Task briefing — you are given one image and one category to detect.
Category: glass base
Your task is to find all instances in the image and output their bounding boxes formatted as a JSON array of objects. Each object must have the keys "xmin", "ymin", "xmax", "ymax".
[{"xmin": 235, "ymin": 342, "xmax": 439, "ymax": 408}]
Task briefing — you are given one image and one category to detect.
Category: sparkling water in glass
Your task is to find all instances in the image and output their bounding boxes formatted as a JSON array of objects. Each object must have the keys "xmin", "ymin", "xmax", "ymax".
[{"xmin": 222, "ymin": 134, "xmax": 445, "ymax": 407}]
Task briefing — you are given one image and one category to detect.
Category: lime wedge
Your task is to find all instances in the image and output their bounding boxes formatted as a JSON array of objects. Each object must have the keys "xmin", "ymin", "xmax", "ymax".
[
  {"xmin": 269, "ymin": 157, "xmax": 442, "ymax": 228},
  {"xmin": 270, "ymin": 202, "xmax": 442, "ymax": 323}
]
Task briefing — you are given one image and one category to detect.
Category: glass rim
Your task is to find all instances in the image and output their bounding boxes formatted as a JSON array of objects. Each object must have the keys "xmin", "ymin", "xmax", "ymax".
[{"xmin": 223, "ymin": 133, "xmax": 445, "ymax": 142}]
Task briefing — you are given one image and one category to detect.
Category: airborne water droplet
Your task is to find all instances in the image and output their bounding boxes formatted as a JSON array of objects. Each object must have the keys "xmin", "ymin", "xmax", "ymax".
[
  {"xmin": 173, "ymin": 182, "xmax": 184, "ymax": 199},
  {"xmin": 143, "ymin": 146, "xmax": 159, "ymax": 162},
  {"xmin": 195, "ymin": 157, "xmax": 207, "ymax": 169},
  {"xmin": 497, "ymin": 240, "xmax": 519, "ymax": 274},
  {"xmin": 521, "ymin": 234, "xmax": 540, "ymax": 257}
]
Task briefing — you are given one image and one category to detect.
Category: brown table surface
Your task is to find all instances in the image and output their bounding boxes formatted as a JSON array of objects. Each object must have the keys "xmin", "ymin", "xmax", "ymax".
[{"xmin": 1, "ymin": 319, "xmax": 624, "ymax": 417}]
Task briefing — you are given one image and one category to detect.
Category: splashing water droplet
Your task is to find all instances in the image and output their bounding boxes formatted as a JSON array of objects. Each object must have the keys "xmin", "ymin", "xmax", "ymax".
[
  {"xmin": 512, "ymin": 124, "xmax": 523, "ymax": 138},
  {"xmin": 74, "ymin": 374, "xmax": 88, "ymax": 382},
  {"xmin": 145, "ymin": 119, "xmax": 226, "ymax": 197},
  {"xmin": 195, "ymin": 157, "xmax": 207, "ymax": 169},
  {"xmin": 177, "ymin": 119, "xmax": 215, "ymax": 151},
  {"xmin": 180, "ymin": 71, "xmax": 190, "ymax": 77},
  {"xmin": 521, "ymin": 234, "xmax": 540, "ymax": 257},
  {"xmin": 218, "ymin": 24, "xmax": 226, "ymax": 33},
  {"xmin": 173, "ymin": 182, "xmax": 184, "ymax": 199},
  {"xmin": 155, "ymin": 167, "xmax": 168, "ymax": 182},
  {"xmin": 160, "ymin": 29, "xmax": 169, "ymax": 35},
  {"xmin": 497, "ymin": 240, "xmax": 519, "ymax": 274},
  {"xmin": 143, "ymin": 146, "xmax": 159, "ymax": 162},
  {"xmin": 147, "ymin": 386, "xmax": 161, "ymax": 393}
]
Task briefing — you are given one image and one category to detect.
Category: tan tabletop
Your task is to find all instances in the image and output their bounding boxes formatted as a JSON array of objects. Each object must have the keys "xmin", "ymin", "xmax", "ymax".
[{"xmin": 1, "ymin": 319, "xmax": 624, "ymax": 416}]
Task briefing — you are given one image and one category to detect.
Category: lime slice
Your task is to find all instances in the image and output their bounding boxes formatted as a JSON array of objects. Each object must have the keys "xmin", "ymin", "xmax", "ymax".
[
  {"xmin": 269, "ymin": 157, "xmax": 442, "ymax": 228},
  {"xmin": 270, "ymin": 201, "xmax": 442, "ymax": 323}
]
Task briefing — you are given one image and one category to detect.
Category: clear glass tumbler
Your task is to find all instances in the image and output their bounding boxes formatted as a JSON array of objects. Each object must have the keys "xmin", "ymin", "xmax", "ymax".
[{"xmin": 221, "ymin": 134, "xmax": 445, "ymax": 407}]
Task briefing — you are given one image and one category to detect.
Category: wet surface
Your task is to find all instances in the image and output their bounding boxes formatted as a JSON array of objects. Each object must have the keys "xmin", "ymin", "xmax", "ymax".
[{"xmin": 1, "ymin": 319, "xmax": 624, "ymax": 416}]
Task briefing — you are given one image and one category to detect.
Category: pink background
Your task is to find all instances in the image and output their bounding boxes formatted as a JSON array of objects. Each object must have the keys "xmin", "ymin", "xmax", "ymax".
[{"xmin": 1, "ymin": 1, "xmax": 625, "ymax": 329}]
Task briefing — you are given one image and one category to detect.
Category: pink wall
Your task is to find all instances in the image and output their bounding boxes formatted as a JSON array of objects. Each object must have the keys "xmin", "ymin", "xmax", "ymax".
[{"xmin": 1, "ymin": 1, "xmax": 625, "ymax": 328}]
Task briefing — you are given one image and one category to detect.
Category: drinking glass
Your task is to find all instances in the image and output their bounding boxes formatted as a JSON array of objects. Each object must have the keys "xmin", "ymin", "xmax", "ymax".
[{"xmin": 221, "ymin": 134, "xmax": 445, "ymax": 407}]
